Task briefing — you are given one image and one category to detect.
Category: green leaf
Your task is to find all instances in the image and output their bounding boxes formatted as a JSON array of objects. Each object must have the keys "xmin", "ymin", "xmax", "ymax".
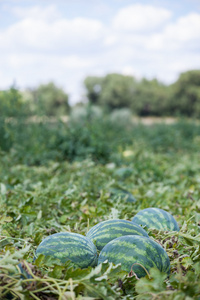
[
  {"xmin": 0, "ymin": 183, "xmax": 7, "ymax": 195},
  {"xmin": 135, "ymin": 268, "xmax": 167, "ymax": 295}
]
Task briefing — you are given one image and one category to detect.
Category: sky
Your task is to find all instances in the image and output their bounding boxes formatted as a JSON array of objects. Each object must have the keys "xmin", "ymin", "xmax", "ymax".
[{"xmin": 0, "ymin": 0, "xmax": 200, "ymax": 104}]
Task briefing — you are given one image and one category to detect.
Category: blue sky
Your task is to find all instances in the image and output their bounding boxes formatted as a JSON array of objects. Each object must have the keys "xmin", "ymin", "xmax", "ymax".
[{"xmin": 0, "ymin": 0, "xmax": 200, "ymax": 103}]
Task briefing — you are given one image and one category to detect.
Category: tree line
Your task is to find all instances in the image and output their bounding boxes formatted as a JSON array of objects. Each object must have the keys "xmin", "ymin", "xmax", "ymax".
[
  {"xmin": 0, "ymin": 70, "xmax": 200, "ymax": 117},
  {"xmin": 84, "ymin": 70, "xmax": 200, "ymax": 117}
]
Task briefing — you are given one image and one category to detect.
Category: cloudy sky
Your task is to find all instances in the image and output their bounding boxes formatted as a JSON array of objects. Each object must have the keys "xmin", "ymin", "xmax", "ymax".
[{"xmin": 0, "ymin": 0, "xmax": 200, "ymax": 103}]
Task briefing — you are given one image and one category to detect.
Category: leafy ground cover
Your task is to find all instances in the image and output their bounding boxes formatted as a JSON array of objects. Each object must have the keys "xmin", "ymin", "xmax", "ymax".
[{"xmin": 0, "ymin": 118, "xmax": 200, "ymax": 299}]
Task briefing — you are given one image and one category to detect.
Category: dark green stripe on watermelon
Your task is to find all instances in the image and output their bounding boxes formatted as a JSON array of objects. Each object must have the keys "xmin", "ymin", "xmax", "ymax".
[
  {"xmin": 86, "ymin": 219, "xmax": 149, "ymax": 251},
  {"xmin": 132, "ymin": 208, "xmax": 179, "ymax": 231},
  {"xmin": 35, "ymin": 232, "xmax": 98, "ymax": 268},
  {"xmin": 98, "ymin": 235, "xmax": 170, "ymax": 278}
]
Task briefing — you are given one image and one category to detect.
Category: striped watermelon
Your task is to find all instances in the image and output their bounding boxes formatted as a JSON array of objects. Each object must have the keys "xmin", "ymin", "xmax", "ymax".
[
  {"xmin": 98, "ymin": 235, "xmax": 170, "ymax": 278},
  {"xmin": 17, "ymin": 263, "xmax": 32, "ymax": 279},
  {"xmin": 132, "ymin": 208, "xmax": 179, "ymax": 231},
  {"xmin": 35, "ymin": 232, "xmax": 98, "ymax": 268},
  {"xmin": 86, "ymin": 219, "xmax": 149, "ymax": 251},
  {"xmin": 110, "ymin": 187, "xmax": 136, "ymax": 203}
]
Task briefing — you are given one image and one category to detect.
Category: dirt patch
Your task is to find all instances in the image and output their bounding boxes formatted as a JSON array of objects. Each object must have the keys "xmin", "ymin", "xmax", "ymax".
[{"xmin": 132, "ymin": 117, "xmax": 176, "ymax": 125}]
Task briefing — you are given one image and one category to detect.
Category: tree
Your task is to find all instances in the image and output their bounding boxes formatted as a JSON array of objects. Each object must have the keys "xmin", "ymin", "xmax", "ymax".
[
  {"xmin": 131, "ymin": 78, "xmax": 170, "ymax": 116},
  {"xmin": 29, "ymin": 82, "xmax": 70, "ymax": 116},
  {"xmin": 170, "ymin": 70, "xmax": 200, "ymax": 117},
  {"xmin": 0, "ymin": 86, "xmax": 28, "ymax": 117},
  {"xmin": 84, "ymin": 73, "xmax": 136, "ymax": 110},
  {"xmin": 100, "ymin": 73, "xmax": 136, "ymax": 110},
  {"xmin": 84, "ymin": 76, "xmax": 103, "ymax": 105},
  {"xmin": 84, "ymin": 74, "xmax": 170, "ymax": 115},
  {"xmin": 84, "ymin": 70, "xmax": 200, "ymax": 117}
]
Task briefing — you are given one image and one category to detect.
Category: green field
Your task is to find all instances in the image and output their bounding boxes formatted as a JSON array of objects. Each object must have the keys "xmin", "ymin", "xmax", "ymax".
[{"xmin": 1, "ymin": 115, "xmax": 200, "ymax": 299}]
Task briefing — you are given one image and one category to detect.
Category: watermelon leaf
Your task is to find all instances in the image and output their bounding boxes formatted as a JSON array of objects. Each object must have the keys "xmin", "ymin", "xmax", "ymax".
[{"xmin": 135, "ymin": 268, "xmax": 168, "ymax": 296}]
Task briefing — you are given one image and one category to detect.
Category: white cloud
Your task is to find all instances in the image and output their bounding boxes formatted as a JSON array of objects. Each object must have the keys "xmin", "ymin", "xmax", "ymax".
[
  {"xmin": 0, "ymin": 52, "xmax": 94, "ymax": 103},
  {"xmin": 1, "ymin": 53, "xmax": 93, "ymax": 70},
  {"xmin": 165, "ymin": 13, "xmax": 200, "ymax": 42},
  {"xmin": 0, "ymin": 15, "xmax": 104, "ymax": 54},
  {"xmin": 12, "ymin": 5, "xmax": 61, "ymax": 21},
  {"xmin": 146, "ymin": 13, "xmax": 200, "ymax": 50},
  {"xmin": 112, "ymin": 4, "xmax": 172, "ymax": 32},
  {"xmin": 0, "ymin": 4, "xmax": 105, "ymax": 103}
]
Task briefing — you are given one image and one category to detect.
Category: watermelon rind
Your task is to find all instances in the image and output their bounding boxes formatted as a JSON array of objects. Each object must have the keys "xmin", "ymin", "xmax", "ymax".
[
  {"xmin": 110, "ymin": 187, "xmax": 136, "ymax": 203},
  {"xmin": 132, "ymin": 207, "xmax": 179, "ymax": 231},
  {"xmin": 98, "ymin": 235, "xmax": 170, "ymax": 278},
  {"xmin": 86, "ymin": 219, "xmax": 149, "ymax": 251},
  {"xmin": 17, "ymin": 263, "xmax": 33, "ymax": 279},
  {"xmin": 35, "ymin": 232, "xmax": 98, "ymax": 268}
]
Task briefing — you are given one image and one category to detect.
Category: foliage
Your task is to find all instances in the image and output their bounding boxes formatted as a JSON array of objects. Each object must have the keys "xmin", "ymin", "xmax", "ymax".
[
  {"xmin": 170, "ymin": 70, "xmax": 200, "ymax": 117},
  {"xmin": 24, "ymin": 82, "xmax": 70, "ymax": 116},
  {"xmin": 110, "ymin": 108, "xmax": 133, "ymax": 127},
  {"xmin": 84, "ymin": 76, "xmax": 104, "ymax": 105},
  {"xmin": 84, "ymin": 73, "xmax": 136, "ymax": 111},
  {"xmin": 130, "ymin": 78, "xmax": 171, "ymax": 116},
  {"xmin": 70, "ymin": 105, "xmax": 103, "ymax": 122},
  {"xmin": 84, "ymin": 70, "xmax": 200, "ymax": 117},
  {"xmin": 1, "ymin": 105, "xmax": 133, "ymax": 164},
  {"xmin": 0, "ymin": 86, "xmax": 28, "ymax": 117},
  {"xmin": 0, "ymin": 87, "xmax": 30, "ymax": 152},
  {"xmin": 1, "ymin": 116, "xmax": 200, "ymax": 298},
  {"xmin": 1, "ymin": 91, "xmax": 200, "ymax": 298},
  {"xmin": 100, "ymin": 74, "xmax": 136, "ymax": 110},
  {"xmin": 1, "ymin": 111, "xmax": 200, "ymax": 165}
]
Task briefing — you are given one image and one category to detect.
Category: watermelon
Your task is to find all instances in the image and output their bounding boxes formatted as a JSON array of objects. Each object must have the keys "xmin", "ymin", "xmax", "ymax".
[
  {"xmin": 132, "ymin": 208, "xmax": 179, "ymax": 231},
  {"xmin": 98, "ymin": 235, "xmax": 170, "ymax": 278},
  {"xmin": 35, "ymin": 232, "xmax": 98, "ymax": 268},
  {"xmin": 86, "ymin": 219, "xmax": 149, "ymax": 251},
  {"xmin": 110, "ymin": 187, "xmax": 136, "ymax": 203},
  {"xmin": 114, "ymin": 167, "xmax": 133, "ymax": 179},
  {"xmin": 16, "ymin": 263, "xmax": 32, "ymax": 279}
]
